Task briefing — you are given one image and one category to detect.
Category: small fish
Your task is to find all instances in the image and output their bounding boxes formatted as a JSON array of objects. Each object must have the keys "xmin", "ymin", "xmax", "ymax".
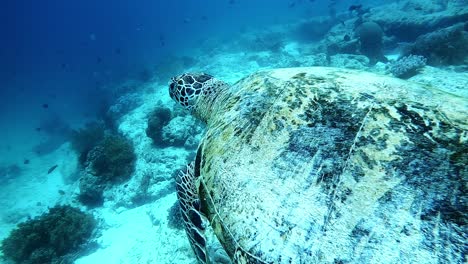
[
  {"xmin": 343, "ymin": 34, "xmax": 351, "ymax": 41},
  {"xmin": 42, "ymin": 103, "xmax": 49, "ymax": 109},
  {"xmin": 115, "ymin": 48, "xmax": 121, "ymax": 54},
  {"xmin": 183, "ymin": 18, "xmax": 191, "ymax": 24},
  {"xmin": 96, "ymin": 57, "xmax": 102, "ymax": 63},
  {"xmin": 414, "ymin": 7, "xmax": 422, "ymax": 11},
  {"xmin": 23, "ymin": 159, "xmax": 30, "ymax": 165},
  {"xmin": 349, "ymin": 4, "xmax": 362, "ymax": 12},
  {"xmin": 48, "ymin": 164, "xmax": 58, "ymax": 174},
  {"xmin": 229, "ymin": 0, "xmax": 235, "ymax": 4},
  {"xmin": 58, "ymin": 190, "xmax": 65, "ymax": 195},
  {"xmin": 288, "ymin": 2, "xmax": 296, "ymax": 8},
  {"xmin": 35, "ymin": 127, "xmax": 41, "ymax": 132},
  {"xmin": 159, "ymin": 35, "xmax": 165, "ymax": 47}
]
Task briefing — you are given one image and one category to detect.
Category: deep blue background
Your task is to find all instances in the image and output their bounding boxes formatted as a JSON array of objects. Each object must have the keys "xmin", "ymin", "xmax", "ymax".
[
  {"xmin": 0, "ymin": 0, "xmax": 380, "ymax": 157},
  {"xmin": 1, "ymin": 0, "xmax": 332, "ymax": 118}
]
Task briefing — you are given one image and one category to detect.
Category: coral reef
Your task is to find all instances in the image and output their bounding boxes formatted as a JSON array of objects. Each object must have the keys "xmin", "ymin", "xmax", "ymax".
[
  {"xmin": 355, "ymin": 21, "xmax": 387, "ymax": 65},
  {"xmin": 329, "ymin": 54, "xmax": 369, "ymax": 70},
  {"xmin": 86, "ymin": 135, "xmax": 136, "ymax": 182},
  {"xmin": 302, "ymin": 53, "xmax": 329, "ymax": 67},
  {"xmin": 78, "ymin": 175, "xmax": 106, "ymax": 206},
  {"xmin": 326, "ymin": 39, "xmax": 359, "ymax": 58},
  {"xmin": 401, "ymin": 0, "xmax": 447, "ymax": 13},
  {"xmin": 107, "ymin": 92, "xmax": 142, "ymax": 121},
  {"xmin": 79, "ymin": 134, "xmax": 136, "ymax": 206},
  {"xmin": 161, "ymin": 116, "xmax": 203, "ymax": 148},
  {"xmin": 145, "ymin": 104, "xmax": 203, "ymax": 148},
  {"xmin": 388, "ymin": 55, "xmax": 427, "ymax": 78},
  {"xmin": 146, "ymin": 106, "xmax": 172, "ymax": 146},
  {"xmin": 402, "ymin": 23, "xmax": 468, "ymax": 65},
  {"xmin": 130, "ymin": 172, "xmax": 153, "ymax": 206},
  {"xmin": 369, "ymin": 0, "xmax": 468, "ymax": 42},
  {"xmin": 294, "ymin": 17, "xmax": 336, "ymax": 42},
  {"xmin": 317, "ymin": 0, "xmax": 467, "ymax": 61},
  {"xmin": 70, "ymin": 122, "xmax": 105, "ymax": 165},
  {"xmin": 1, "ymin": 205, "xmax": 96, "ymax": 264}
]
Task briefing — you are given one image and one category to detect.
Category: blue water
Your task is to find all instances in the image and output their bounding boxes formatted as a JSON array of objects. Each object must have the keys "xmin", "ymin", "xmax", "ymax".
[
  {"xmin": 1, "ymin": 0, "xmax": 369, "ymax": 159},
  {"xmin": 1, "ymin": 1, "xmax": 306, "ymax": 146},
  {"xmin": 0, "ymin": 0, "xmax": 383, "ymax": 118},
  {"xmin": 0, "ymin": 0, "xmax": 466, "ymax": 263}
]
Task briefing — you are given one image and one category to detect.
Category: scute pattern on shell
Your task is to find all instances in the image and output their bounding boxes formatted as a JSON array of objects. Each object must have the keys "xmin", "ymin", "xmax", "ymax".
[{"xmin": 195, "ymin": 67, "xmax": 467, "ymax": 264}]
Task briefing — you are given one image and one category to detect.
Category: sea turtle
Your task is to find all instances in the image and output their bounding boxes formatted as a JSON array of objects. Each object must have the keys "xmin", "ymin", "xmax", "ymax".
[{"xmin": 168, "ymin": 67, "xmax": 467, "ymax": 264}]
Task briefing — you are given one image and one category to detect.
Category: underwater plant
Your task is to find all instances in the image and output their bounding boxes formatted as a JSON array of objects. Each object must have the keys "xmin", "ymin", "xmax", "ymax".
[
  {"xmin": 86, "ymin": 134, "xmax": 136, "ymax": 182},
  {"xmin": 70, "ymin": 122, "xmax": 106, "ymax": 165},
  {"xmin": 388, "ymin": 55, "xmax": 427, "ymax": 79},
  {"xmin": 0, "ymin": 205, "xmax": 96, "ymax": 264},
  {"xmin": 78, "ymin": 134, "xmax": 136, "ymax": 206},
  {"xmin": 146, "ymin": 106, "xmax": 172, "ymax": 146},
  {"xmin": 78, "ymin": 175, "xmax": 106, "ymax": 206}
]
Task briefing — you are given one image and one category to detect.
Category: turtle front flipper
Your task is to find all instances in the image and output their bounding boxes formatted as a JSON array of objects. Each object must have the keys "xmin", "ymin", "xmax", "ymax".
[{"xmin": 176, "ymin": 161, "xmax": 209, "ymax": 264}]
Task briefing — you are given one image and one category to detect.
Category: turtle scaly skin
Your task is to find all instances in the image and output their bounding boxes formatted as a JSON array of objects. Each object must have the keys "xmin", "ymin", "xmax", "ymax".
[
  {"xmin": 175, "ymin": 161, "xmax": 208, "ymax": 263},
  {"xmin": 169, "ymin": 73, "xmax": 231, "ymax": 122}
]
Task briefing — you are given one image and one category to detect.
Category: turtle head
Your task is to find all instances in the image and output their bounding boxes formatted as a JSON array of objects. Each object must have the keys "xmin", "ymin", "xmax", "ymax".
[{"xmin": 169, "ymin": 73, "xmax": 229, "ymax": 122}]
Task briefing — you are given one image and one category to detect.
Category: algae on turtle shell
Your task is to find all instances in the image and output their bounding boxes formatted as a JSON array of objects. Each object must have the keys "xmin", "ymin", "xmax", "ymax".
[{"xmin": 169, "ymin": 67, "xmax": 467, "ymax": 264}]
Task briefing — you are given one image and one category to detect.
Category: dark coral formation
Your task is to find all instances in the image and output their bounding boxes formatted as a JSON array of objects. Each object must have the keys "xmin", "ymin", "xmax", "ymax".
[
  {"xmin": 79, "ymin": 134, "xmax": 136, "ymax": 206},
  {"xmin": 87, "ymin": 135, "xmax": 136, "ymax": 182},
  {"xmin": 1, "ymin": 205, "xmax": 96, "ymax": 264},
  {"xmin": 316, "ymin": 1, "xmax": 467, "ymax": 71},
  {"xmin": 370, "ymin": 1, "xmax": 468, "ymax": 42},
  {"xmin": 355, "ymin": 21, "xmax": 387, "ymax": 65},
  {"xmin": 70, "ymin": 122, "xmax": 105, "ymax": 165},
  {"xmin": 146, "ymin": 104, "xmax": 203, "ymax": 148},
  {"xmin": 401, "ymin": 23, "xmax": 468, "ymax": 65},
  {"xmin": 146, "ymin": 106, "xmax": 172, "ymax": 146},
  {"xmin": 388, "ymin": 55, "xmax": 427, "ymax": 78},
  {"xmin": 79, "ymin": 174, "xmax": 106, "ymax": 206},
  {"xmin": 69, "ymin": 121, "xmax": 136, "ymax": 206}
]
